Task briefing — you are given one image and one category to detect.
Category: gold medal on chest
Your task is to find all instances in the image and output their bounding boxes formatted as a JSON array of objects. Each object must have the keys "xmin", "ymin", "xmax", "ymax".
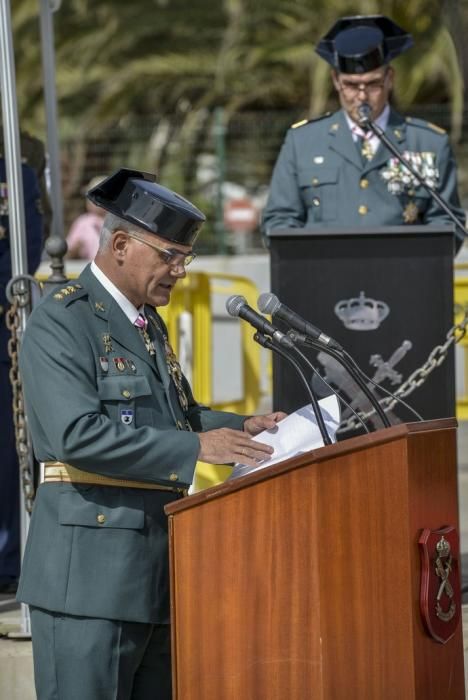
[{"xmin": 403, "ymin": 201, "xmax": 419, "ymax": 223}]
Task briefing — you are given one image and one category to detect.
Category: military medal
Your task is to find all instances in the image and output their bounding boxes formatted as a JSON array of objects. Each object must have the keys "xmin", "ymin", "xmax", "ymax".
[
  {"xmin": 99, "ymin": 357, "xmax": 109, "ymax": 372},
  {"xmin": 139, "ymin": 328, "xmax": 156, "ymax": 356},
  {"xmin": 114, "ymin": 357, "xmax": 126, "ymax": 372},
  {"xmin": 126, "ymin": 359, "xmax": 137, "ymax": 373},
  {"xmin": 148, "ymin": 315, "xmax": 191, "ymax": 425},
  {"xmin": 403, "ymin": 201, "xmax": 419, "ymax": 223},
  {"xmin": 163, "ymin": 337, "xmax": 189, "ymax": 412}
]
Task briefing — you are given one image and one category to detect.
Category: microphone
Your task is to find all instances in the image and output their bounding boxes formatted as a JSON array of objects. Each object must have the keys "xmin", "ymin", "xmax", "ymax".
[
  {"xmin": 357, "ymin": 103, "xmax": 372, "ymax": 126},
  {"xmin": 226, "ymin": 295, "xmax": 294, "ymax": 349},
  {"xmin": 257, "ymin": 292, "xmax": 342, "ymax": 351}
]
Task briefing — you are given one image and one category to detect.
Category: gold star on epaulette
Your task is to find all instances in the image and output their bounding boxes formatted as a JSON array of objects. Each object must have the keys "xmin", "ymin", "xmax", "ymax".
[{"xmin": 53, "ymin": 283, "xmax": 83, "ymax": 301}]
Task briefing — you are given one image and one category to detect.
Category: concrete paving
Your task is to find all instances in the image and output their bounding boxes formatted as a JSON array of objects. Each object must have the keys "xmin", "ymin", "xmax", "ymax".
[{"xmin": 1, "ymin": 420, "xmax": 468, "ymax": 698}]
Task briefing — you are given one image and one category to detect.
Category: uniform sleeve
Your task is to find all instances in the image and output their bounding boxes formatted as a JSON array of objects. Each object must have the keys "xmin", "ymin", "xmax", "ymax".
[
  {"xmin": 425, "ymin": 136, "xmax": 466, "ymax": 251},
  {"xmin": 262, "ymin": 129, "xmax": 307, "ymax": 236},
  {"xmin": 19, "ymin": 303, "xmax": 202, "ymax": 487}
]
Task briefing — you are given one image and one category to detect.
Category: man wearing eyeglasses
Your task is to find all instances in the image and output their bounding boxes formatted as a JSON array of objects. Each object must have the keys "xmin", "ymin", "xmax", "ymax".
[
  {"xmin": 16, "ymin": 168, "xmax": 285, "ymax": 700},
  {"xmin": 262, "ymin": 15, "xmax": 465, "ymax": 244}
]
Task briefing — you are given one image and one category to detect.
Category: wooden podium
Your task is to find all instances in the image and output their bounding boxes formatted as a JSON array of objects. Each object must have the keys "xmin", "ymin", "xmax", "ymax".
[{"xmin": 165, "ymin": 419, "xmax": 464, "ymax": 699}]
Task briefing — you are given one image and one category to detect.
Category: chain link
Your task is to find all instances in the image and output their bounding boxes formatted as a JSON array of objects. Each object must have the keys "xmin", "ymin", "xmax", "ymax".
[
  {"xmin": 337, "ymin": 306, "xmax": 468, "ymax": 434},
  {"xmin": 6, "ymin": 297, "xmax": 35, "ymax": 513}
]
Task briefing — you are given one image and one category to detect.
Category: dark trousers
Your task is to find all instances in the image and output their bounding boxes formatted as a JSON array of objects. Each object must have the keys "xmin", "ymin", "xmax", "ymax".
[
  {"xmin": 0, "ymin": 360, "xmax": 20, "ymax": 582},
  {"xmin": 30, "ymin": 607, "xmax": 172, "ymax": 700}
]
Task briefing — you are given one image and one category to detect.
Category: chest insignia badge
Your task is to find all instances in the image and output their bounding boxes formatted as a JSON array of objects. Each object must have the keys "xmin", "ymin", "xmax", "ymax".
[
  {"xmin": 102, "ymin": 334, "xmax": 113, "ymax": 353},
  {"xmin": 120, "ymin": 409, "xmax": 134, "ymax": 425},
  {"xmin": 99, "ymin": 357, "xmax": 109, "ymax": 372}
]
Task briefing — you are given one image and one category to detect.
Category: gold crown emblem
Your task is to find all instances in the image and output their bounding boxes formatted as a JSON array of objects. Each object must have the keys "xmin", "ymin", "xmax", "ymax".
[
  {"xmin": 334, "ymin": 291, "xmax": 390, "ymax": 331},
  {"xmin": 436, "ymin": 536, "xmax": 451, "ymax": 558}
]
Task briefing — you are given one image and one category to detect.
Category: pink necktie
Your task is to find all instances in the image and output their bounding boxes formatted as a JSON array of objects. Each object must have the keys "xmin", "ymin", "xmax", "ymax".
[{"xmin": 134, "ymin": 313, "xmax": 148, "ymax": 331}]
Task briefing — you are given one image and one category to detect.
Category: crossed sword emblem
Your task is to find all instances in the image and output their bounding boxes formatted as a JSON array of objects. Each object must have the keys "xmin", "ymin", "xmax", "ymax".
[{"xmin": 434, "ymin": 552, "xmax": 456, "ymax": 622}]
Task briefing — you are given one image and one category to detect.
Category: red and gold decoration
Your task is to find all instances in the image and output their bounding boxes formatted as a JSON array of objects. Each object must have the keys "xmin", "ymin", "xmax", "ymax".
[{"xmin": 419, "ymin": 526, "xmax": 461, "ymax": 644}]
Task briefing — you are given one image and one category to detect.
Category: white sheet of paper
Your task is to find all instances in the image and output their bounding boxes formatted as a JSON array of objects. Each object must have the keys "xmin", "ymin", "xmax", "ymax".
[{"xmin": 229, "ymin": 394, "xmax": 341, "ymax": 480}]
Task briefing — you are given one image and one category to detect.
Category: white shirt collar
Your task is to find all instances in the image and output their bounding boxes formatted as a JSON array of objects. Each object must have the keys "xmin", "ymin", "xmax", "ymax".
[
  {"xmin": 345, "ymin": 104, "xmax": 390, "ymax": 140},
  {"xmin": 90, "ymin": 261, "xmax": 144, "ymax": 325}
]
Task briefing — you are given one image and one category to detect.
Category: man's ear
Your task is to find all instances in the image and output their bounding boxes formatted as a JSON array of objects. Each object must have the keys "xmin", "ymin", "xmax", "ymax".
[
  {"xmin": 111, "ymin": 230, "xmax": 128, "ymax": 258},
  {"xmin": 331, "ymin": 69, "xmax": 340, "ymax": 92}
]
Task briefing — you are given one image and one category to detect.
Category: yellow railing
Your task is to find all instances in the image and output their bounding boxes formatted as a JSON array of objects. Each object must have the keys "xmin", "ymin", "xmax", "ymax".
[{"xmin": 454, "ymin": 265, "xmax": 468, "ymax": 420}]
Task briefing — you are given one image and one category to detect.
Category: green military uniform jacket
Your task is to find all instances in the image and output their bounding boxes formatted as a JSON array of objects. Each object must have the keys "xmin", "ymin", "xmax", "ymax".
[
  {"xmin": 17, "ymin": 265, "xmax": 246, "ymax": 623},
  {"xmin": 262, "ymin": 108, "xmax": 465, "ymax": 245}
]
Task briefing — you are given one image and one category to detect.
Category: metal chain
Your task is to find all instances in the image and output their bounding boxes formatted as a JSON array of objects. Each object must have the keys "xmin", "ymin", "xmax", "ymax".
[
  {"xmin": 337, "ymin": 306, "xmax": 468, "ymax": 434},
  {"xmin": 5, "ymin": 297, "xmax": 35, "ymax": 513}
]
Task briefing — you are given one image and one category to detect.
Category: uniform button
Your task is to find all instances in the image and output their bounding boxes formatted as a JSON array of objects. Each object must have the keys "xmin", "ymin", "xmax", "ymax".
[
  {"xmin": 312, "ymin": 177, "xmax": 319, "ymax": 186},
  {"xmin": 169, "ymin": 473, "xmax": 178, "ymax": 482},
  {"xmin": 121, "ymin": 389, "xmax": 131, "ymax": 399},
  {"xmin": 97, "ymin": 514, "xmax": 106, "ymax": 524},
  {"xmin": 358, "ymin": 205, "xmax": 368, "ymax": 215},
  {"xmin": 360, "ymin": 179, "xmax": 369, "ymax": 189},
  {"xmin": 312, "ymin": 197, "xmax": 320, "ymax": 207}
]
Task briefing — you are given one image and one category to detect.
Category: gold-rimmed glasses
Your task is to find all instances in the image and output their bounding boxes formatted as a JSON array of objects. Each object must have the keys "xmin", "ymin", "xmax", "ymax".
[{"xmin": 125, "ymin": 231, "xmax": 196, "ymax": 270}]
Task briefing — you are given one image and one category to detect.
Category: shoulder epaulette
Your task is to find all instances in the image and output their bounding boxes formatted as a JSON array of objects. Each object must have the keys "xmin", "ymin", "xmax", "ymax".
[
  {"xmin": 405, "ymin": 116, "xmax": 447, "ymax": 135},
  {"xmin": 52, "ymin": 283, "xmax": 85, "ymax": 303},
  {"xmin": 291, "ymin": 112, "xmax": 331, "ymax": 129}
]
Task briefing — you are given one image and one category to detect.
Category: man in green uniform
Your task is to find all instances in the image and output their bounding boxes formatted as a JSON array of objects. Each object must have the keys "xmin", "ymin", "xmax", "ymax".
[
  {"xmin": 262, "ymin": 15, "xmax": 466, "ymax": 249},
  {"xmin": 17, "ymin": 168, "xmax": 285, "ymax": 700}
]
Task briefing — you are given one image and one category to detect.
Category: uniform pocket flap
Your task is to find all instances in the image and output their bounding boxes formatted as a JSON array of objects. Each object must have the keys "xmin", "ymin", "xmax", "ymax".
[
  {"xmin": 298, "ymin": 167, "xmax": 339, "ymax": 187},
  {"xmin": 59, "ymin": 489, "xmax": 145, "ymax": 529},
  {"xmin": 97, "ymin": 375, "xmax": 152, "ymax": 401}
]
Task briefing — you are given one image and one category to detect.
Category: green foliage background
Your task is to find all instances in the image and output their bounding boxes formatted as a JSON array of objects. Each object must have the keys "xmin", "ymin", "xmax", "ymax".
[{"xmin": 9, "ymin": 0, "xmax": 468, "ymax": 246}]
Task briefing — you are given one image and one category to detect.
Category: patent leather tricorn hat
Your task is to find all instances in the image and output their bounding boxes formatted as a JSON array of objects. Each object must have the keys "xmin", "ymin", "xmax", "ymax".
[
  {"xmin": 87, "ymin": 168, "xmax": 205, "ymax": 245},
  {"xmin": 316, "ymin": 15, "xmax": 413, "ymax": 74}
]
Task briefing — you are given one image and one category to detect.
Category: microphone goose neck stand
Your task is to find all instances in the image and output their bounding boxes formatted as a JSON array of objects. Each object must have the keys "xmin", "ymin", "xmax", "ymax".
[{"xmin": 254, "ymin": 332, "xmax": 333, "ymax": 446}]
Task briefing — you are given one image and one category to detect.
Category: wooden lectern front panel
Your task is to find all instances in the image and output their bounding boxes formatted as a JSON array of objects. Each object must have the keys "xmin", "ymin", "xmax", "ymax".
[
  {"xmin": 169, "ymin": 468, "xmax": 323, "ymax": 700},
  {"xmin": 168, "ymin": 421, "xmax": 464, "ymax": 699}
]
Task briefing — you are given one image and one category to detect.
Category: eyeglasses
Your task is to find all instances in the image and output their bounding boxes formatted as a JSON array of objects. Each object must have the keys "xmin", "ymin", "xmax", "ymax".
[
  {"xmin": 339, "ymin": 74, "xmax": 388, "ymax": 96},
  {"xmin": 125, "ymin": 232, "xmax": 196, "ymax": 270}
]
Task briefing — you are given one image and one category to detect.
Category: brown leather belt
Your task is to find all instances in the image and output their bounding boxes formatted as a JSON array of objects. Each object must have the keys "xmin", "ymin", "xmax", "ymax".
[{"xmin": 42, "ymin": 462, "xmax": 188, "ymax": 495}]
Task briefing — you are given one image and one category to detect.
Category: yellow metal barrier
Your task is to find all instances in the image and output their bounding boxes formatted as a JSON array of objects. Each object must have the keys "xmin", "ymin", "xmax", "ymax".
[
  {"xmin": 159, "ymin": 272, "xmax": 263, "ymax": 491},
  {"xmin": 454, "ymin": 265, "xmax": 468, "ymax": 420}
]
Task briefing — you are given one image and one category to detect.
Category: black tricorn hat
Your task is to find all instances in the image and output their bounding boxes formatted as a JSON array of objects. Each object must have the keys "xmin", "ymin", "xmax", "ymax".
[
  {"xmin": 316, "ymin": 15, "xmax": 413, "ymax": 74},
  {"xmin": 87, "ymin": 168, "xmax": 205, "ymax": 245}
]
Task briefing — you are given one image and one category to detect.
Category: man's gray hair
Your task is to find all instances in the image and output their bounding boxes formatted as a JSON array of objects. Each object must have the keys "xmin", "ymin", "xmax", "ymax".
[{"xmin": 98, "ymin": 213, "xmax": 145, "ymax": 252}]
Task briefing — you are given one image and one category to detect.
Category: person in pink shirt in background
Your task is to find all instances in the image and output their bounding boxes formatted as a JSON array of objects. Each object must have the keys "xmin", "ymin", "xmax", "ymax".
[{"xmin": 66, "ymin": 176, "xmax": 106, "ymax": 260}]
